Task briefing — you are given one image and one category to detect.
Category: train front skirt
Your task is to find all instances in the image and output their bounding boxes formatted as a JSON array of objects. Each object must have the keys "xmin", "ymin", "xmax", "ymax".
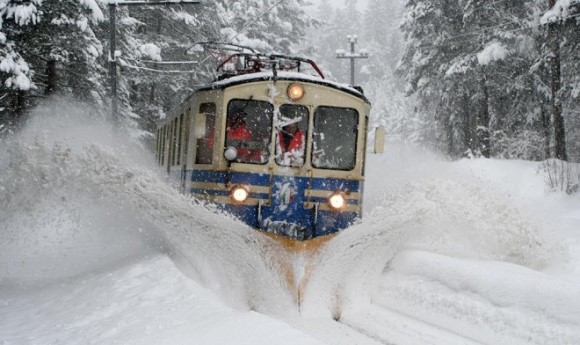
[{"xmin": 190, "ymin": 169, "xmax": 361, "ymax": 241}]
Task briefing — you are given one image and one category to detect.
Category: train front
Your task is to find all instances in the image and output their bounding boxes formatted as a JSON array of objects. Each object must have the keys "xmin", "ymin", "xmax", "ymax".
[{"xmin": 187, "ymin": 72, "xmax": 370, "ymax": 242}]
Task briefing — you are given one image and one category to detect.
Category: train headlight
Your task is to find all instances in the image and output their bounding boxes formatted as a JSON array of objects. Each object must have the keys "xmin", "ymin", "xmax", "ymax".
[
  {"xmin": 224, "ymin": 147, "xmax": 238, "ymax": 161},
  {"xmin": 287, "ymin": 83, "xmax": 304, "ymax": 101},
  {"xmin": 328, "ymin": 192, "xmax": 346, "ymax": 210},
  {"xmin": 230, "ymin": 185, "xmax": 249, "ymax": 203}
]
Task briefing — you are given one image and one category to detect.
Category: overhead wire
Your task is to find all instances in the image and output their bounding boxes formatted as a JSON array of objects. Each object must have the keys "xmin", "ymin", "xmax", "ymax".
[
  {"xmin": 410, "ymin": 1, "xmax": 580, "ymax": 49},
  {"xmin": 125, "ymin": 1, "xmax": 287, "ymax": 69},
  {"xmin": 410, "ymin": 12, "xmax": 580, "ymax": 51},
  {"xmin": 467, "ymin": 0, "xmax": 512, "ymax": 13},
  {"xmin": 399, "ymin": 6, "xmax": 580, "ymax": 86},
  {"xmin": 411, "ymin": 2, "xmax": 574, "ymax": 48},
  {"xmin": 195, "ymin": 0, "xmax": 286, "ymax": 67},
  {"xmin": 126, "ymin": 57, "xmax": 199, "ymax": 65},
  {"xmin": 228, "ymin": 0, "xmax": 285, "ymax": 43},
  {"xmin": 120, "ymin": 60, "xmax": 199, "ymax": 73},
  {"xmin": 467, "ymin": 0, "xmax": 580, "ymax": 13}
]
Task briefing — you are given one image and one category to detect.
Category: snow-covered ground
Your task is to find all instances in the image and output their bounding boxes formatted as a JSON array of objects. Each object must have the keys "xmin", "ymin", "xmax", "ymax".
[{"xmin": 1, "ymin": 104, "xmax": 579, "ymax": 344}]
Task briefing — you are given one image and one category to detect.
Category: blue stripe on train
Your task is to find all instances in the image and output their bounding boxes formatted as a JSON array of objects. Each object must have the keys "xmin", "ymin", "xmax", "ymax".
[
  {"xmin": 186, "ymin": 169, "xmax": 361, "ymax": 240},
  {"xmin": 191, "ymin": 170, "xmax": 270, "ymax": 186},
  {"xmin": 310, "ymin": 177, "xmax": 360, "ymax": 191}
]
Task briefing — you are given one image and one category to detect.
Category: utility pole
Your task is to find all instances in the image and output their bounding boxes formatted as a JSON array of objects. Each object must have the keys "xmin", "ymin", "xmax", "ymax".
[
  {"xmin": 336, "ymin": 35, "xmax": 368, "ymax": 85},
  {"xmin": 108, "ymin": 0, "xmax": 200, "ymax": 124}
]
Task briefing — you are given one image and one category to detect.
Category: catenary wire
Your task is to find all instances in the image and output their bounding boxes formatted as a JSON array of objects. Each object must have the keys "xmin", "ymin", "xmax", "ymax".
[
  {"xmin": 409, "ymin": 12, "xmax": 580, "ymax": 51},
  {"xmin": 195, "ymin": 0, "xmax": 286, "ymax": 66},
  {"xmin": 406, "ymin": 0, "xmax": 580, "ymax": 46},
  {"xmin": 405, "ymin": 2, "xmax": 580, "ymax": 49}
]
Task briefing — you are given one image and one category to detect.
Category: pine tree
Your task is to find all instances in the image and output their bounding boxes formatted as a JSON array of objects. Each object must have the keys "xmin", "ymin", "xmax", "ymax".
[
  {"xmin": 559, "ymin": 2, "xmax": 580, "ymax": 161},
  {"xmin": 0, "ymin": 0, "xmax": 41, "ymax": 122},
  {"xmin": 396, "ymin": 0, "xmax": 573, "ymax": 160},
  {"xmin": 0, "ymin": 0, "xmax": 106, "ymax": 130}
]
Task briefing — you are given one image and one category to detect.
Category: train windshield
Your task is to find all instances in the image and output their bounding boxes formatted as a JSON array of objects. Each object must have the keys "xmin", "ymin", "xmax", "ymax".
[
  {"xmin": 275, "ymin": 104, "xmax": 309, "ymax": 167},
  {"xmin": 226, "ymin": 99, "xmax": 273, "ymax": 164},
  {"xmin": 312, "ymin": 106, "xmax": 358, "ymax": 170}
]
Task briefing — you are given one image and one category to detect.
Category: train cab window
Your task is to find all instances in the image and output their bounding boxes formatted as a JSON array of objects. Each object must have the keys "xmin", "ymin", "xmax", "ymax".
[
  {"xmin": 275, "ymin": 104, "xmax": 308, "ymax": 167},
  {"xmin": 312, "ymin": 106, "xmax": 358, "ymax": 170},
  {"xmin": 226, "ymin": 99, "xmax": 273, "ymax": 164},
  {"xmin": 195, "ymin": 103, "xmax": 216, "ymax": 164}
]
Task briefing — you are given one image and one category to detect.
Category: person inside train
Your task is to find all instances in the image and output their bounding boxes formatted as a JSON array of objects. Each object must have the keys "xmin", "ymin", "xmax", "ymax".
[
  {"xmin": 226, "ymin": 110, "xmax": 252, "ymax": 141},
  {"xmin": 277, "ymin": 119, "xmax": 305, "ymax": 165},
  {"xmin": 226, "ymin": 110, "xmax": 262, "ymax": 162}
]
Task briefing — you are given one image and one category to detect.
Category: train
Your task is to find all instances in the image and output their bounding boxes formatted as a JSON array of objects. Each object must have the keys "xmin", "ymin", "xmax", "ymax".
[{"xmin": 155, "ymin": 45, "xmax": 381, "ymax": 242}]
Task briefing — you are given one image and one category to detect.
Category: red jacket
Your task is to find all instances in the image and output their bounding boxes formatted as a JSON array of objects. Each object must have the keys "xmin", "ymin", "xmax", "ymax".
[
  {"xmin": 227, "ymin": 124, "xmax": 252, "ymax": 141},
  {"xmin": 278, "ymin": 129, "xmax": 304, "ymax": 153},
  {"xmin": 227, "ymin": 124, "xmax": 262, "ymax": 162}
]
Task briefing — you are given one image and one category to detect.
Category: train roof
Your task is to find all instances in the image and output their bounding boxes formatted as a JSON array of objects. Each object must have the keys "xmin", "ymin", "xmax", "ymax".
[{"xmin": 196, "ymin": 71, "xmax": 370, "ymax": 105}]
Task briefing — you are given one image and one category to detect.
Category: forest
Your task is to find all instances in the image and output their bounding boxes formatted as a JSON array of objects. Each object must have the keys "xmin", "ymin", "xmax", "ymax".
[{"xmin": 0, "ymin": 0, "xmax": 579, "ymax": 165}]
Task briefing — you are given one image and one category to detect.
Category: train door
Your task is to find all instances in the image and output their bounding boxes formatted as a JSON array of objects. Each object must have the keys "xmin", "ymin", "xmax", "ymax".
[
  {"xmin": 180, "ymin": 108, "xmax": 191, "ymax": 193},
  {"xmin": 193, "ymin": 103, "xmax": 217, "ymax": 165}
]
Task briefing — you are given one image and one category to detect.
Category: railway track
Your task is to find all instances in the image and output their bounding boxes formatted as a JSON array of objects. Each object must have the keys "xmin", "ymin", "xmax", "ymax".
[{"xmin": 337, "ymin": 304, "xmax": 486, "ymax": 345}]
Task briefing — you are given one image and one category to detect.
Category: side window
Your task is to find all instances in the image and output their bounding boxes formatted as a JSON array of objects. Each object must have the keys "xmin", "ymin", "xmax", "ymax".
[
  {"xmin": 156, "ymin": 128, "xmax": 162, "ymax": 165},
  {"xmin": 170, "ymin": 119, "xmax": 176, "ymax": 166},
  {"xmin": 160, "ymin": 126, "xmax": 166, "ymax": 166},
  {"xmin": 195, "ymin": 103, "xmax": 216, "ymax": 165},
  {"xmin": 225, "ymin": 99, "xmax": 273, "ymax": 164},
  {"xmin": 176, "ymin": 114, "xmax": 183, "ymax": 166},
  {"xmin": 312, "ymin": 106, "xmax": 358, "ymax": 170},
  {"xmin": 275, "ymin": 104, "xmax": 308, "ymax": 167},
  {"xmin": 182, "ymin": 109, "xmax": 190, "ymax": 166}
]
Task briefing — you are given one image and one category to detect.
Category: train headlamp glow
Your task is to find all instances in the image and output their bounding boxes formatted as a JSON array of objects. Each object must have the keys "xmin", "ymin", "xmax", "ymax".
[
  {"xmin": 230, "ymin": 185, "xmax": 249, "ymax": 203},
  {"xmin": 328, "ymin": 192, "xmax": 346, "ymax": 210},
  {"xmin": 287, "ymin": 84, "xmax": 304, "ymax": 101}
]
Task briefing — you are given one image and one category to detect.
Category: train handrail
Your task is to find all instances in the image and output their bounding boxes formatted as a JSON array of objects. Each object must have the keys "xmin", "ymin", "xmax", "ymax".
[
  {"xmin": 268, "ymin": 54, "xmax": 325, "ymax": 79},
  {"xmin": 216, "ymin": 53, "xmax": 325, "ymax": 79}
]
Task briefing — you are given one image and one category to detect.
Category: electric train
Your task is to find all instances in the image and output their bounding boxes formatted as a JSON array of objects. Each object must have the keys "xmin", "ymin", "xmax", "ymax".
[{"xmin": 155, "ymin": 46, "xmax": 378, "ymax": 242}]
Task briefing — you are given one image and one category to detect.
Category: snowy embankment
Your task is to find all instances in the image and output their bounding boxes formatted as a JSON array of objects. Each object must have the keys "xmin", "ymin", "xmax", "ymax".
[
  {"xmin": 1, "ymin": 104, "xmax": 579, "ymax": 344},
  {"xmin": 1, "ymin": 255, "xmax": 322, "ymax": 345},
  {"xmin": 340, "ymin": 149, "xmax": 580, "ymax": 344}
]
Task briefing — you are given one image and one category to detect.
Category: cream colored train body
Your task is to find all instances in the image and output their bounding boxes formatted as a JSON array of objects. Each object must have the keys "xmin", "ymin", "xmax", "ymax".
[{"xmin": 156, "ymin": 56, "xmax": 371, "ymax": 241}]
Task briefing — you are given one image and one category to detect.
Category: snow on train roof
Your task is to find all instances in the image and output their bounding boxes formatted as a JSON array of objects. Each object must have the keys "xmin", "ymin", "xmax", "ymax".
[{"xmin": 202, "ymin": 71, "xmax": 368, "ymax": 102}]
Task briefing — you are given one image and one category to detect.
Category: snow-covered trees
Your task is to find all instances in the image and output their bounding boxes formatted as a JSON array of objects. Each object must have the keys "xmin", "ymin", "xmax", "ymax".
[
  {"xmin": 1, "ymin": 0, "xmax": 577, "ymax": 163},
  {"xmin": 0, "ymin": 0, "xmax": 105, "ymax": 126},
  {"xmin": 0, "ymin": 0, "xmax": 38, "ymax": 102},
  {"xmin": 116, "ymin": 0, "xmax": 316, "ymax": 137},
  {"xmin": 0, "ymin": 0, "xmax": 316, "ymax": 138},
  {"xmin": 398, "ymin": 0, "xmax": 580, "ymax": 161}
]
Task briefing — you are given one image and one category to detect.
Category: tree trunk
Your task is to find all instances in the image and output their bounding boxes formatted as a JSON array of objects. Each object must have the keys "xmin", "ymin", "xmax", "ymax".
[
  {"xmin": 478, "ymin": 74, "xmax": 491, "ymax": 158},
  {"xmin": 12, "ymin": 90, "xmax": 26, "ymax": 116},
  {"xmin": 548, "ymin": 0, "xmax": 567, "ymax": 161},
  {"xmin": 461, "ymin": 91, "xmax": 473, "ymax": 155},
  {"xmin": 445, "ymin": 113, "xmax": 454, "ymax": 157},
  {"xmin": 542, "ymin": 105, "xmax": 551, "ymax": 159},
  {"xmin": 45, "ymin": 60, "xmax": 57, "ymax": 95},
  {"xmin": 149, "ymin": 83, "xmax": 155, "ymax": 104}
]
